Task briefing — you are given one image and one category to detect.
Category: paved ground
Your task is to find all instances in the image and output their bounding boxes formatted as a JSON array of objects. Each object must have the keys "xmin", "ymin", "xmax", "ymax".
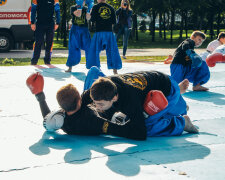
[
  {"xmin": 0, "ymin": 48, "xmax": 206, "ymax": 58},
  {"xmin": 0, "ymin": 62, "xmax": 225, "ymax": 180}
]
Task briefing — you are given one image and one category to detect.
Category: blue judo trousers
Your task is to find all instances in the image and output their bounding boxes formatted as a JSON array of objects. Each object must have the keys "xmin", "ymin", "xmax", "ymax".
[
  {"xmin": 84, "ymin": 66, "xmax": 186, "ymax": 137},
  {"xmin": 66, "ymin": 25, "xmax": 91, "ymax": 67},
  {"xmin": 87, "ymin": 32, "xmax": 122, "ymax": 70},
  {"xmin": 170, "ymin": 61, "xmax": 210, "ymax": 86}
]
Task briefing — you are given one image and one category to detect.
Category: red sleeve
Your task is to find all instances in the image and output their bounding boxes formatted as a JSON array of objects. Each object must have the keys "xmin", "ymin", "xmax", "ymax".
[
  {"xmin": 32, "ymin": 0, "xmax": 37, "ymax": 5},
  {"xmin": 54, "ymin": 0, "xmax": 59, "ymax": 4}
]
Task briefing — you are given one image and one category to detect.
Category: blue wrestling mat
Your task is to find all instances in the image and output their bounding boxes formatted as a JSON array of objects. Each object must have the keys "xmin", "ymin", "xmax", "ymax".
[{"xmin": 0, "ymin": 63, "xmax": 225, "ymax": 179}]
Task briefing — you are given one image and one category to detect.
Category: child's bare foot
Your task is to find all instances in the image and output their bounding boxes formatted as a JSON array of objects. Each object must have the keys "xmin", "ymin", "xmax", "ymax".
[
  {"xmin": 179, "ymin": 79, "xmax": 189, "ymax": 94},
  {"xmin": 192, "ymin": 84, "xmax": 209, "ymax": 91},
  {"xmin": 186, "ymin": 104, "xmax": 189, "ymax": 111},
  {"xmin": 164, "ymin": 55, "xmax": 173, "ymax": 64},
  {"xmin": 183, "ymin": 115, "xmax": 199, "ymax": 133},
  {"xmin": 113, "ymin": 69, "xmax": 118, "ymax": 75},
  {"xmin": 65, "ymin": 67, "xmax": 72, "ymax": 72}
]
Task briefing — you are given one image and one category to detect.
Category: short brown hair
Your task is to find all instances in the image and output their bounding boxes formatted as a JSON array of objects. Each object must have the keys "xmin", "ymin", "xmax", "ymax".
[
  {"xmin": 191, "ymin": 31, "xmax": 206, "ymax": 40},
  {"xmin": 90, "ymin": 77, "xmax": 117, "ymax": 101},
  {"xmin": 218, "ymin": 32, "xmax": 225, "ymax": 39},
  {"xmin": 56, "ymin": 84, "xmax": 81, "ymax": 112}
]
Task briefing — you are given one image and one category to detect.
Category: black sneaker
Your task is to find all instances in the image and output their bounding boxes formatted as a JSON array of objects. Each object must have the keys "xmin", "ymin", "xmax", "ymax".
[{"xmin": 30, "ymin": 62, "xmax": 37, "ymax": 65}]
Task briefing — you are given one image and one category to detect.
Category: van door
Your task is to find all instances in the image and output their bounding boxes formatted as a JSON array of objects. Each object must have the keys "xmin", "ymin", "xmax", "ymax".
[{"xmin": 0, "ymin": 0, "xmax": 34, "ymax": 52}]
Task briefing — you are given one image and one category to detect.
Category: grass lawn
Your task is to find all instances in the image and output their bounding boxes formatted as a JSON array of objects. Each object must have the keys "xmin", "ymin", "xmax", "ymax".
[
  {"xmin": 53, "ymin": 29, "xmax": 224, "ymax": 50},
  {"xmin": 0, "ymin": 56, "xmax": 167, "ymax": 66}
]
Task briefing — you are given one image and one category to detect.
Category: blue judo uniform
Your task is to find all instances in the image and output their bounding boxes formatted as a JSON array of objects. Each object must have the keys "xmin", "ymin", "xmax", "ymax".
[
  {"xmin": 87, "ymin": 32, "xmax": 122, "ymax": 69},
  {"xmin": 83, "ymin": 66, "xmax": 186, "ymax": 137},
  {"xmin": 145, "ymin": 77, "xmax": 186, "ymax": 136},
  {"xmin": 66, "ymin": 5, "xmax": 91, "ymax": 67},
  {"xmin": 170, "ymin": 61, "xmax": 210, "ymax": 86},
  {"xmin": 87, "ymin": 2, "xmax": 122, "ymax": 70},
  {"xmin": 170, "ymin": 38, "xmax": 210, "ymax": 86}
]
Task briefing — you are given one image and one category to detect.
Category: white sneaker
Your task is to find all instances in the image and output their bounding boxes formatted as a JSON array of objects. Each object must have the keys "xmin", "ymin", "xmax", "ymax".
[{"xmin": 122, "ymin": 56, "xmax": 127, "ymax": 59}]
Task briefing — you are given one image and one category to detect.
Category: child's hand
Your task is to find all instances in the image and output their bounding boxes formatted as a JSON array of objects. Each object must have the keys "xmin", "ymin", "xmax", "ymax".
[
  {"xmin": 86, "ymin": 13, "xmax": 91, "ymax": 21},
  {"xmin": 31, "ymin": 24, "xmax": 36, "ymax": 31},
  {"xmin": 54, "ymin": 24, "xmax": 59, "ymax": 31}
]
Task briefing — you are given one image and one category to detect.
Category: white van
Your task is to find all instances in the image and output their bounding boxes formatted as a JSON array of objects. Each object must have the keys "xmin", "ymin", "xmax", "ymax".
[{"xmin": 0, "ymin": 0, "xmax": 34, "ymax": 52}]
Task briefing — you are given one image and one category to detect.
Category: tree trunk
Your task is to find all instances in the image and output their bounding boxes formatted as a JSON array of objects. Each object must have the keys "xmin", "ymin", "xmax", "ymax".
[
  {"xmin": 60, "ymin": 25, "xmax": 63, "ymax": 39},
  {"xmin": 62, "ymin": 0, "xmax": 67, "ymax": 47},
  {"xmin": 159, "ymin": 12, "xmax": 162, "ymax": 38},
  {"xmin": 56, "ymin": 27, "xmax": 60, "ymax": 41},
  {"xmin": 205, "ymin": 13, "xmax": 211, "ymax": 35},
  {"xmin": 148, "ymin": 12, "xmax": 152, "ymax": 35},
  {"xmin": 132, "ymin": 14, "xmax": 138, "ymax": 41},
  {"xmin": 179, "ymin": 10, "xmax": 184, "ymax": 40},
  {"xmin": 170, "ymin": 10, "xmax": 175, "ymax": 44},
  {"xmin": 163, "ymin": 12, "xmax": 166, "ymax": 40},
  {"xmin": 209, "ymin": 13, "xmax": 215, "ymax": 39},
  {"xmin": 152, "ymin": 10, "xmax": 156, "ymax": 42},
  {"xmin": 217, "ymin": 11, "xmax": 221, "ymax": 36},
  {"xmin": 199, "ymin": 14, "xmax": 203, "ymax": 31},
  {"xmin": 193, "ymin": 11, "xmax": 198, "ymax": 31},
  {"xmin": 184, "ymin": 11, "xmax": 188, "ymax": 38},
  {"xmin": 204, "ymin": 25, "xmax": 207, "ymax": 34},
  {"xmin": 167, "ymin": 11, "xmax": 170, "ymax": 30}
]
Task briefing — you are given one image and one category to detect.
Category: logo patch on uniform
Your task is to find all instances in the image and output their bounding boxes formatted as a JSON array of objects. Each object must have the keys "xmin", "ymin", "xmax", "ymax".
[
  {"xmin": 98, "ymin": 6, "xmax": 111, "ymax": 19},
  {"xmin": 119, "ymin": 74, "xmax": 148, "ymax": 90},
  {"xmin": 102, "ymin": 122, "xmax": 109, "ymax": 133},
  {"xmin": 0, "ymin": 0, "xmax": 7, "ymax": 6},
  {"xmin": 74, "ymin": 13, "xmax": 86, "ymax": 25},
  {"xmin": 185, "ymin": 55, "xmax": 191, "ymax": 61}
]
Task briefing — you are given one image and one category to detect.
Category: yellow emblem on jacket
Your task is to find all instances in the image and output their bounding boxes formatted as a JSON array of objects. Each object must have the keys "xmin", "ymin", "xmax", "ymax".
[
  {"xmin": 102, "ymin": 122, "xmax": 109, "ymax": 133},
  {"xmin": 98, "ymin": 6, "xmax": 111, "ymax": 19},
  {"xmin": 74, "ymin": 13, "xmax": 86, "ymax": 25},
  {"xmin": 120, "ymin": 74, "xmax": 148, "ymax": 91},
  {"xmin": 185, "ymin": 55, "xmax": 191, "ymax": 61}
]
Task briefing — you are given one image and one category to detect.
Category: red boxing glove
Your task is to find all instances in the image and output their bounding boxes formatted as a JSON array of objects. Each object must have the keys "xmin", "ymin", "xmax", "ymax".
[
  {"xmin": 206, "ymin": 53, "xmax": 225, "ymax": 67},
  {"xmin": 143, "ymin": 90, "xmax": 168, "ymax": 116},
  {"xmin": 26, "ymin": 72, "xmax": 44, "ymax": 95}
]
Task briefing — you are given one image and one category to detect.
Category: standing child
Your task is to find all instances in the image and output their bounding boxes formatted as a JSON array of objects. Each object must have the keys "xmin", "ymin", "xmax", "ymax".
[
  {"xmin": 87, "ymin": 0, "xmax": 122, "ymax": 74},
  {"xmin": 206, "ymin": 32, "xmax": 225, "ymax": 53},
  {"xmin": 30, "ymin": 0, "xmax": 60, "ymax": 65},
  {"xmin": 170, "ymin": 31, "xmax": 210, "ymax": 91},
  {"xmin": 65, "ymin": 1, "xmax": 91, "ymax": 72},
  {"xmin": 200, "ymin": 32, "xmax": 225, "ymax": 62}
]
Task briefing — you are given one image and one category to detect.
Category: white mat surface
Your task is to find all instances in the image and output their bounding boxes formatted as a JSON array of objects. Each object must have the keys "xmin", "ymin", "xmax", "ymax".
[{"xmin": 0, "ymin": 62, "xmax": 225, "ymax": 180}]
